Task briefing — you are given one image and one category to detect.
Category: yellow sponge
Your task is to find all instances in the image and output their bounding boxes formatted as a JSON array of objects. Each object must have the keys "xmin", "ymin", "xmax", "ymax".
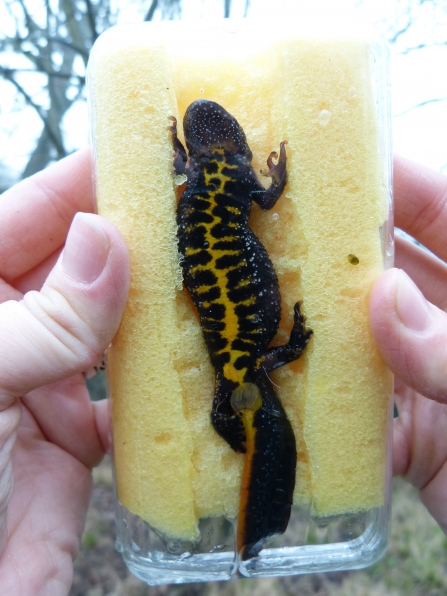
[{"xmin": 89, "ymin": 22, "xmax": 392, "ymax": 539}]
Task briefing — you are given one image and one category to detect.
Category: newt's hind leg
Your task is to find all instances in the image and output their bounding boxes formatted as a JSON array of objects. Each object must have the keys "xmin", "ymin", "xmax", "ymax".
[
  {"xmin": 211, "ymin": 372, "xmax": 247, "ymax": 453},
  {"xmin": 260, "ymin": 301, "xmax": 313, "ymax": 373}
]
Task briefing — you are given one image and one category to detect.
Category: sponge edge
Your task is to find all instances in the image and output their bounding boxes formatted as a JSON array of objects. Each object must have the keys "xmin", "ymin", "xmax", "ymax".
[{"xmin": 89, "ymin": 24, "xmax": 392, "ymax": 539}]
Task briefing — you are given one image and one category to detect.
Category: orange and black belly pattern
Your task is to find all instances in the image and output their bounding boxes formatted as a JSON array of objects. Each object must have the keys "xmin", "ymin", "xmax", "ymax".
[{"xmin": 172, "ymin": 100, "xmax": 313, "ymax": 560}]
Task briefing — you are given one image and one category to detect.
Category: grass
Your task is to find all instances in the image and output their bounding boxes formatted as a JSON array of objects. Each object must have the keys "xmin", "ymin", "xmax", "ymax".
[
  {"xmin": 362, "ymin": 478, "xmax": 447, "ymax": 596},
  {"xmin": 82, "ymin": 532, "xmax": 98, "ymax": 550}
]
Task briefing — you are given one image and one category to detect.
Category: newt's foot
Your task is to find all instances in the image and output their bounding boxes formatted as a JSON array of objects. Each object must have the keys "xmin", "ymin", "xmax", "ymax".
[
  {"xmin": 255, "ymin": 141, "xmax": 288, "ymax": 210},
  {"xmin": 240, "ymin": 541, "xmax": 263, "ymax": 561},
  {"xmin": 211, "ymin": 410, "xmax": 247, "ymax": 453},
  {"xmin": 259, "ymin": 301, "xmax": 313, "ymax": 372},
  {"xmin": 168, "ymin": 114, "xmax": 177, "ymax": 134},
  {"xmin": 169, "ymin": 115, "xmax": 187, "ymax": 175},
  {"xmin": 289, "ymin": 301, "xmax": 313, "ymax": 354},
  {"xmin": 262, "ymin": 141, "xmax": 287, "ymax": 185}
]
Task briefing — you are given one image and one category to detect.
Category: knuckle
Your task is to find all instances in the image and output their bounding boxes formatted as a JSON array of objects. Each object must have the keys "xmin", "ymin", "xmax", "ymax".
[{"xmin": 22, "ymin": 287, "xmax": 102, "ymax": 368}]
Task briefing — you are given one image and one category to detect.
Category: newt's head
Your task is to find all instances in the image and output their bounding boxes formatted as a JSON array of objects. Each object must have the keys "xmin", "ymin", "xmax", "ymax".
[{"xmin": 183, "ymin": 100, "xmax": 252, "ymax": 160}]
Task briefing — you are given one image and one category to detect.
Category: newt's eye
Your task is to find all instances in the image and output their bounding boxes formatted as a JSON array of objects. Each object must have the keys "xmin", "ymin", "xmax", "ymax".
[{"xmin": 348, "ymin": 254, "xmax": 359, "ymax": 265}]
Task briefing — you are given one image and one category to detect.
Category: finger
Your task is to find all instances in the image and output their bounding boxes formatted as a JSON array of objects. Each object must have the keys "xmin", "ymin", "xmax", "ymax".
[
  {"xmin": 10, "ymin": 248, "xmax": 62, "ymax": 295},
  {"xmin": 369, "ymin": 268, "xmax": 447, "ymax": 403},
  {"xmin": 395, "ymin": 234, "xmax": 447, "ymax": 311},
  {"xmin": 392, "ymin": 383, "xmax": 447, "ymax": 483},
  {"xmin": 420, "ymin": 460, "xmax": 447, "ymax": 535},
  {"xmin": 0, "ymin": 402, "xmax": 21, "ymax": 553},
  {"xmin": 21, "ymin": 376, "xmax": 104, "ymax": 469},
  {"xmin": 1, "ymin": 406, "xmax": 93, "ymax": 591},
  {"xmin": 0, "ymin": 281, "xmax": 22, "ymax": 304},
  {"xmin": 0, "ymin": 148, "xmax": 94, "ymax": 282},
  {"xmin": 93, "ymin": 398, "xmax": 111, "ymax": 454},
  {"xmin": 394, "ymin": 154, "xmax": 447, "ymax": 261},
  {"xmin": 391, "ymin": 383, "xmax": 447, "ymax": 535},
  {"xmin": 0, "ymin": 213, "xmax": 130, "ymax": 408},
  {"xmin": 391, "ymin": 410, "xmax": 415, "ymax": 483}
]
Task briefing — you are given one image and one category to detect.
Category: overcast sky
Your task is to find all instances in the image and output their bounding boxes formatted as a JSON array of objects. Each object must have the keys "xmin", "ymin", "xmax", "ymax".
[{"xmin": 1, "ymin": 0, "xmax": 446, "ymax": 177}]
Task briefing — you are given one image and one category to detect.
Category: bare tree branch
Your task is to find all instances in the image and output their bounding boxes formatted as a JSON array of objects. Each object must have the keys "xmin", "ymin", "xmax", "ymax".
[
  {"xmin": 0, "ymin": 0, "xmax": 114, "ymax": 177},
  {"xmin": 0, "ymin": 66, "xmax": 65, "ymax": 156},
  {"xmin": 144, "ymin": 0, "xmax": 159, "ymax": 21},
  {"xmin": 401, "ymin": 40, "xmax": 447, "ymax": 54},
  {"xmin": 0, "ymin": 65, "xmax": 84, "ymax": 83},
  {"xmin": 85, "ymin": 0, "xmax": 99, "ymax": 42},
  {"xmin": 395, "ymin": 97, "xmax": 447, "ymax": 117},
  {"xmin": 1, "ymin": 33, "xmax": 84, "ymax": 69},
  {"xmin": 16, "ymin": 0, "xmax": 42, "ymax": 35},
  {"xmin": 387, "ymin": 16, "xmax": 414, "ymax": 44},
  {"xmin": 61, "ymin": 0, "xmax": 90, "ymax": 65},
  {"xmin": 0, "ymin": 0, "xmax": 230, "ymax": 181},
  {"xmin": 47, "ymin": 36, "xmax": 90, "ymax": 59},
  {"xmin": 3, "ymin": 0, "xmax": 17, "ymax": 21},
  {"xmin": 22, "ymin": 130, "xmax": 56, "ymax": 178}
]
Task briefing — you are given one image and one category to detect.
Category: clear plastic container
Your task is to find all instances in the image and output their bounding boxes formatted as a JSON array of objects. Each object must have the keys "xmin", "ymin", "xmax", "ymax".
[{"xmin": 88, "ymin": 17, "xmax": 393, "ymax": 586}]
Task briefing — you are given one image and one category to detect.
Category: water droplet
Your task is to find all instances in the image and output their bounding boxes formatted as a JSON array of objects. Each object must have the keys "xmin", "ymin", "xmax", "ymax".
[
  {"xmin": 212, "ymin": 544, "xmax": 226, "ymax": 552},
  {"xmin": 318, "ymin": 109, "xmax": 331, "ymax": 127},
  {"xmin": 272, "ymin": 213, "xmax": 279, "ymax": 221},
  {"xmin": 179, "ymin": 551, "xmax": 192, "ymax": 560},
  {"xmin": 387, "ymin": 238, "xmax": 395, "ymax": 258},
  {"xmin": 174, "ymin": 174, "xmax": 187, "ymax": 186}
]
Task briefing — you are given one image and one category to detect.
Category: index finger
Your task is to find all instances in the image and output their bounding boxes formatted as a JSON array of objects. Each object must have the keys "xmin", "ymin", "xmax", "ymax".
[
  {"xmin": 0, "ymin": 148, "xmax": 94, "ymax": 282},
  {"xmin": 394, "ymin": 154, "xmax": 447, "ymax": 262}
]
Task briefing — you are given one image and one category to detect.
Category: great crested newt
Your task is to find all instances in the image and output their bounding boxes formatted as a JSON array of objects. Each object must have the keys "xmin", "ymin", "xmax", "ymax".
[{"xmin": 171, "ymin": 99, "xmax": 313, "ymax": 561}]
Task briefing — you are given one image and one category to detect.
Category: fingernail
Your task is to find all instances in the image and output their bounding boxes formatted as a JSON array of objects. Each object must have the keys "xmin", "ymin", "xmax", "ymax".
[
  {"xmin": 62, "ymin": 213, "xmax": 110, "ymax": 284},
  {"xmin": 395, "ymin": 269, "xmax": 432, "ymax": 332}
]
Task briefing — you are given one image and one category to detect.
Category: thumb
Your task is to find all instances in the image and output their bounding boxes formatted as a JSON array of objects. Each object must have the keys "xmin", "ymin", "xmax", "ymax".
[
  {"xmin": 369, "ymin": 268, "xmax": 447, "ymax": 403},
  {"xmin": 0, "ymin": 213, "xmax": 130, "ymax": 407}
]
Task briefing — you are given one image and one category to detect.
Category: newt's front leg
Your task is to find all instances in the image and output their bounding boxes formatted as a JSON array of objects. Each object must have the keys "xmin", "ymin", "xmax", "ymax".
[
  {"xmin": 169, "ymin": 116, "xmax": 187, "ymax": 176},
  {"xmin": 250, "ymin": 141, "xmax": 288, "ymax": 210}
]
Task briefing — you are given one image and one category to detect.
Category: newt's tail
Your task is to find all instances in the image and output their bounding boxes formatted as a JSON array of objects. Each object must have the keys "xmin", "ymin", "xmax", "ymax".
[{"xmin": 230, "ymin": 375, "xmax": 297, "ymax": 561}]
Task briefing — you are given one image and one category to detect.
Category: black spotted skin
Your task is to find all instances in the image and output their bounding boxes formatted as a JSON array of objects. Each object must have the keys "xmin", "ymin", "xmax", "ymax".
[{"xmin": 171, "ymin": 100, "xmax": 313, "ymax": 560}]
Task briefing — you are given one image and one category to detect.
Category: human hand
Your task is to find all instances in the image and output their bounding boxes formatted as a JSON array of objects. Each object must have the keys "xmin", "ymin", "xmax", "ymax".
[
  {"xmin": 0, "ymin": 149, "xmax": 130, "ymax": 595},
  {"xmin": 369, "ymin": 155, "xmax": 447, "ymax": 534}
]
